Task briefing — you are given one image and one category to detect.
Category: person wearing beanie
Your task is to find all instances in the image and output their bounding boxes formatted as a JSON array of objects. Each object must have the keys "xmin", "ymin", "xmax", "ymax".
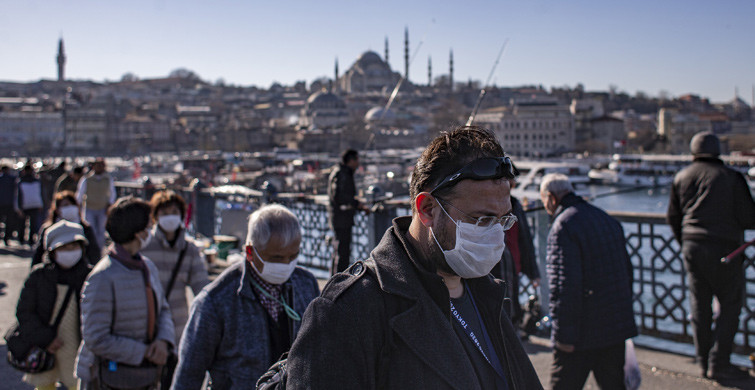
[
  {"xmin": 15, "ymin": 220, "xmax": 92, "ymax": 390},
  {"xmin": 667, "ymin": 131, "xmax": 755, "ymax": 380}
]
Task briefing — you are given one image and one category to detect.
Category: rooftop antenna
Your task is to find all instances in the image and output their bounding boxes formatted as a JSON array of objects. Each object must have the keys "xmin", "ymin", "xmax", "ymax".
[{"xmin": 465, "ymin": 39, "xmax": 509, "ymax": 126}]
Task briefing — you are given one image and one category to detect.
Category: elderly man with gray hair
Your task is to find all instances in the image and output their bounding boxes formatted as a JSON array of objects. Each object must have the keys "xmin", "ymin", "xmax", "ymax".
[
  {"xmin": 172, "ymin": 204, "xmax": 320, "ymax": 390},
  {"xmin": 540, "ymin": 173, "xmax": 637, "ymax": 389}
]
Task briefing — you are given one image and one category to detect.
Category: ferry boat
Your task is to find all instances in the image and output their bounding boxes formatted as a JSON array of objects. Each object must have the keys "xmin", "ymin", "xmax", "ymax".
[{"xmin": 588, "ymin": 154, "xmax": 687, "ymax": 187}]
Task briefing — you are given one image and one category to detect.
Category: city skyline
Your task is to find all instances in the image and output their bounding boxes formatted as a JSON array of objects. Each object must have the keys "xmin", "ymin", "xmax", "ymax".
[{"xmin": 1, "ymin": 0, "xmax": 753, "ymax": 103}]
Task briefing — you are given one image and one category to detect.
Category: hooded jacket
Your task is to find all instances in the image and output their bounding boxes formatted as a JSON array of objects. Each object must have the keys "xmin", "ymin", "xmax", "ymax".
[{"xmin": 284, "ymin": 216, "xmax": 543, "ymax": 389}]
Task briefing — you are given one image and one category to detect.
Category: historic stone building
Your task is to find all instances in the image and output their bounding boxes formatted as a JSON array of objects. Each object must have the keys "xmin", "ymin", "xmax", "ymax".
[
  {"xmin": 476, "ymin": 99, "xmax": 575, "ymax": 157},
  {"xmin": 338, "ymin": 51, "xmax": 401, "ymax": 94}
]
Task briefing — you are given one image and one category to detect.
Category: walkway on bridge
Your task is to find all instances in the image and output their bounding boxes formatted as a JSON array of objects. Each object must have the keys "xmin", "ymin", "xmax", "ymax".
[{"xmin": 1, "ymin": 246, "xmax": 753, "ymax": 389}]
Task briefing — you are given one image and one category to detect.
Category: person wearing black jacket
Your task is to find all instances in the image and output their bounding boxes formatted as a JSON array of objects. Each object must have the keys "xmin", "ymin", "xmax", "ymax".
[
  {"xmin": 16, "ymin": 220, "xmax": 92, "ymax": 389},
  {"xmin": 279, "ymin": 127, "xmax": 542, "ymax": 389},
  {"xmin": 667, "ymin": 132, "xmax": 755, "ymax": 380},
  {"xmin": 327, "ymin": 149, "xmax": 369, "ymax": 275}
]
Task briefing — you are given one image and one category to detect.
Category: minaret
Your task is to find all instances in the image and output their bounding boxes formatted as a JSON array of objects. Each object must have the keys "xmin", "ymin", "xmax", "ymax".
[
  {"xmin": 449, "ymin": 49, "xmax": 454, "ymax": 93},
  {"xmin": 404, "ymin": 27, "xmax": 409, "ymax": 80},
  {"xmin": 384, "ymin": 36, "xmax": 389, "ymax": 64},
  {"xmin": 428, "ymin": 56, "xmax": 432, "ymax": 87},
  {"xmin": 56, "ymin": 38, "xmax": 66, "ymax": 82},
  {"xmin": 334, "ymin": 57, "xmax": 339, "ymax": 92}
]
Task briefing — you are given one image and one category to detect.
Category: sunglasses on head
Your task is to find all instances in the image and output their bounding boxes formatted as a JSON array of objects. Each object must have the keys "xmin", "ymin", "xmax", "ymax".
[{"xmin": 430, "ymin": 156, "xmax": 517, "ymax": 194}]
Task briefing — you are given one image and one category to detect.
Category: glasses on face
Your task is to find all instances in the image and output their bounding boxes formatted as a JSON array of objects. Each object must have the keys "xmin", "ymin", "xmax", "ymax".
[
  {"xmin": 437, "ymin": 198, "xmax": 518, "ymax": 230},
  {"xmin": 430, "ymin": 157, "xmax": 517, "ymax": 195}
]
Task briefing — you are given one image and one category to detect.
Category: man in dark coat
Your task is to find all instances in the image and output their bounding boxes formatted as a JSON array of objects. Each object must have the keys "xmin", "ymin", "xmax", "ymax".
[
  {"xmin": 327, "ymin": 149, "xmax": 368, "ymax": 275},
  {"xmin": 667, "ymin": 132, "xmax": 755, "ymax": 380},
  {"xmin": 280, "ymin": 127, "xmax": 542, "ymax": 389},
  {"xmin": 540, "ymin": 173, "xmax": 637, "ymax": 389},
  {"xmin": 0, "ymin": 165, "xmax": 18, "ymax": 246}
]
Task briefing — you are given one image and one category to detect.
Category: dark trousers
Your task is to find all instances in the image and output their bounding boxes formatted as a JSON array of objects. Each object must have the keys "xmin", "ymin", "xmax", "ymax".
[
  {"xmin": 331, "ymin": 226, "xmax": 352, "ymax": 275},
  {"xmin": 682, "ymin": 239, "xmax": 744, "ymax": 371},
  {"xmin": 0, "ymin": 205, "xmax": 15, "ymax": 243},
  {"xmin": 550, "ymin": 342, "xmax": 626, "ymax": 390},
  {"xmin": 20, "ymin": 208, "xmax": 41, "ymax": 245}
]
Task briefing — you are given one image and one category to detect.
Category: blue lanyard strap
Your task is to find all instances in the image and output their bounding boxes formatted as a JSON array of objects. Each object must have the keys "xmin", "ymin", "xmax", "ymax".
[
  {"xmin": 450, "ymin": 299, "xmax": 492, "ymax": 364},
  {"xmin": 249, "ymin": 278, "xmax": 302, "ymax": 322},
  {"xmin": 450, "ymin": 285, "xmax": 508, "ymax": 381}
]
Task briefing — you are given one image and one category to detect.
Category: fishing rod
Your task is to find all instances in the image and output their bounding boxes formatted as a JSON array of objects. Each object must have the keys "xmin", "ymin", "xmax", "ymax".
[
  {"xmin": 465, "ymin": 39, "xmax": 509, "ymax": 127},
  {"xmin": 365, "ymin": 31, "xmax": 427, "ymax": 150},
  {"xmin": 721, "ymin": 237, "xmax": 755, "ymax": 264}
]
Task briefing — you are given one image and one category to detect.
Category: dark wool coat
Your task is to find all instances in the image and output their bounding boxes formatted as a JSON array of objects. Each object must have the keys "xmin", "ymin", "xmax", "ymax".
[
  {"xmin": 545, "ymin": 193, "xmax": 638, "ymax": 350},
  {"xmin": 285, "ymin": 216, "xmax": 543, "ymax": 390},
  {"xmin": 327, "ymin": 163, "xmax": 358, "ymax": 229}
]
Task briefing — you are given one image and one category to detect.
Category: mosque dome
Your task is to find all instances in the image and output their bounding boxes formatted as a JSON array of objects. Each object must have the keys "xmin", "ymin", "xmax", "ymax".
[
  {"xmin": 365, "ymin": 106, "xmax": 396, "ymax": 122},
  {"xmin": 306, "ymin": 90, "xmax": 346, "ymax": 110},
  {"xmin": 356, "ymin": 51, "xmax": 386, "ymax": 68}
]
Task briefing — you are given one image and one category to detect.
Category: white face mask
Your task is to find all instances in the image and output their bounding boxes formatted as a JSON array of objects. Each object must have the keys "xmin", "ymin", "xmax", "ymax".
[
  {"xmin": 59, "ymin": 205, "xmax": 81, "ymax": 223},
  {"xmin": 55, "ymin": 248, "xmax": 82, "ymax": 269},
  {"xmin": 138, "ymin": 230, "xmax": 152, "ymax": 249},
  {"xmin": 252, "ymin": 246, "xmax": 298, "ymax": 285},
  {"xmin": 158, "ymin": 215, "xmax": 182, "ymax": 232},
  {"xmin": 431, "ymin": 202, "xmax": 506, "ymax": 279}
]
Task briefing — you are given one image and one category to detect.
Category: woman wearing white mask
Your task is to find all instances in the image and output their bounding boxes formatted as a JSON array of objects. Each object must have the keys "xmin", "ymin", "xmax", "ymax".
[
  {"xmin": 32, "ymin": 191, "xmax": 100, "ymax": 267},
  {"xmin": 15, "ymin": 220, "xmax": 92, "ymax": 390},
  {"xmin": 140, "ymin": 191, "xmax": 209, "ymax": 389},
  {"xmin": 75, "ymin": 197, "xmax": 175, "ymax": 389}
]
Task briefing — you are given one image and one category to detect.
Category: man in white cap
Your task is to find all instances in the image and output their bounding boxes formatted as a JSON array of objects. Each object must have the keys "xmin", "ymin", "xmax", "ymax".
[{"xmin": 667, "ymin": 131, "xmax": 755, "ymax": 380}]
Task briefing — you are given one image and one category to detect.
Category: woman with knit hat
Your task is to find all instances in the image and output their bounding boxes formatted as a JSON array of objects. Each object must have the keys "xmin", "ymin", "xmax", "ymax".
[{"xmin": 15, "ymin": 220, "xmax": 92, "ymax": 389}]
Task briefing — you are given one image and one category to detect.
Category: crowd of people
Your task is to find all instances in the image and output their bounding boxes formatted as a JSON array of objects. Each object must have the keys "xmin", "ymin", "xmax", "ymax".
[{"xmin": 6, "ymin": 127, "xmax": 754, "ymax": 389}]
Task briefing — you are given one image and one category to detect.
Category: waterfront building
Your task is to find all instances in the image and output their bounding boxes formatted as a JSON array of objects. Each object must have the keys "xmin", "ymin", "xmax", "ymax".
[
  {"xmin": 0, "ymin": 111, "xmax": 64, "ymax": 154},
  {"xmin": 476, "ymin": 99, "xmax": 575, "ymax": 157},
  {"xmin": 658, "ymin": 108, "xmax": 715, "ymax": 154}
]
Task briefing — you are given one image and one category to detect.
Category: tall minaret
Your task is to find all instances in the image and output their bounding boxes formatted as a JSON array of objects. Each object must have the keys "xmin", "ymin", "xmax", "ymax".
[
  {"xmin": 56, "ymin": 38, "xmax": 66, "ymax": 82},
  {"xmin": 449, "ymin": 49, "xmax": 454, "ymax": 92},
  {"xmin": 335, "ymin": 58, "xmax": 339, "ymax": 82},
  {"xmin": 428, "ymin": 56, "xmax": 432, "ymax": 87},
  {"xmin": 384, "ymin": 36, "xmax": 389, "ymax": 65},
  {"xmin": 404, "ymin": 27, "xmax": 409, "ymax": 80},
  {"xmin": 334, "ymin": 57, "xmax": 339, "ymax": 92}
]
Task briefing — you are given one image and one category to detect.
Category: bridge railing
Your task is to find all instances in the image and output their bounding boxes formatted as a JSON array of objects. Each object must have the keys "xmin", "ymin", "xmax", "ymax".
[{"xmin": 115, "ymin": 183, "xmax": 754, "ymax": 355}]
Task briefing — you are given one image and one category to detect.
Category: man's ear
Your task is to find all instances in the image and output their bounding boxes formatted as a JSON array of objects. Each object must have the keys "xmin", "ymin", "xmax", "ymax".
[
  {"xmin": 245, "ymin": 245, "xmax": 254, "ymax": 259},
  {"xmin": 415, "ymin": 192, "xmax": 437, "ymax": 227}
]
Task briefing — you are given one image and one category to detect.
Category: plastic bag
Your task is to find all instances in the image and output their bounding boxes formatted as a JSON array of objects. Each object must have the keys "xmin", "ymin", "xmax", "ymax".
[{"xmin": 624, "ymin": 338, "xmax": 641, "ymax": 390}]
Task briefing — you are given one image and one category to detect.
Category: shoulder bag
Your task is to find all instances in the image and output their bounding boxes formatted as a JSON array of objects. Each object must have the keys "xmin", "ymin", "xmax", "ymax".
[{"xmin": 5, "ymin": 286, "xmax": 75, "ymax": 373}]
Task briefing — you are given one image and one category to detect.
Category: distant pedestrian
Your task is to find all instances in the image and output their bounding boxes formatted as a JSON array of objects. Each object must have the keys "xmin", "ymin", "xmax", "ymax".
[
  {"xmin": 17, "ymin": 164, "xmax": 44, "ymax": 246},
  {"xmin": 172, "ymin": 204, "xmax": 319, "ymax": 389},
  {"xmin": 540, "ymin": 173, "xmax": 637, "ymax": 390},
  {"xmin": 76, "ymin": 197, "xmax": 174, "ymax": 389},
  {"xmin": 40, "ymin": 161, "xmax": 66, "ymax": 212},
  {"xmin": 327, "ymin": 149, "xmax": 369, "ymax": 275},
  {"xmin": 55, "ymin": 165, "xmax": 84, "ymax": 194},
  {"xmin": 31, "ymin": 191, "xmax": 100, "ymax": 267},
  {"xmin": 76, "ymin": 158, "xmax": 115, "ymax": 248},
  {"xmin": 16, "ymin": 220, "xmax": 92, "ymax": 390},
  {"xmin": 0, "ymin": 165, "xmax": 18, "ymax": 245},
  {"xmin": 141, "ymin": 190, "xmax": 209, "ymax": 389},
  {"xmin": 667, "ymin": 132, "xmax": 755, "ymax": 380},
  {"xmin": 492, "ymin": 175, "xmax": 540, "ymax": 333}
]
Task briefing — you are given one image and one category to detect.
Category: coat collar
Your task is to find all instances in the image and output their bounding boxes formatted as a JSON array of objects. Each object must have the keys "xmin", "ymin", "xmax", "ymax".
[
  {"xmin": 553, "ymin": 192, "xmax": 582, "ymax": 220},
  {"xmin": 151, "ymin": 225, "xmax": 187, "ymax": 249},
  {"xmin": 368, "ymin": 216, "xmax": 503, "ymax": 390}
]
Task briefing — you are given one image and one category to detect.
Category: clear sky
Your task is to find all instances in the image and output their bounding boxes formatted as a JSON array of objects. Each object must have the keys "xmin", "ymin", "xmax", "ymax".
[{"xmin": 1, "ymin": 0, "xmax": 753, "ymax": 103}]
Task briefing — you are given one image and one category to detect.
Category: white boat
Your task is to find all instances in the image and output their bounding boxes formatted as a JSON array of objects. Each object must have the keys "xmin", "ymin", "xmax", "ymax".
[
  {"xmin": 515, "ymin": 161, "xmax": 592, "ymax": 193},
  {"xmin": 588, "ymin": 154, "xmax": 686, "ymax": 187}
]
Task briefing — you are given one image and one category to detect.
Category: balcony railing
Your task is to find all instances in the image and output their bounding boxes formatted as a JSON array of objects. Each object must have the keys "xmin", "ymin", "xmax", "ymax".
[{"xmin": 116, "ymin": 183, "xmax": 754, "ymax": 355}]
